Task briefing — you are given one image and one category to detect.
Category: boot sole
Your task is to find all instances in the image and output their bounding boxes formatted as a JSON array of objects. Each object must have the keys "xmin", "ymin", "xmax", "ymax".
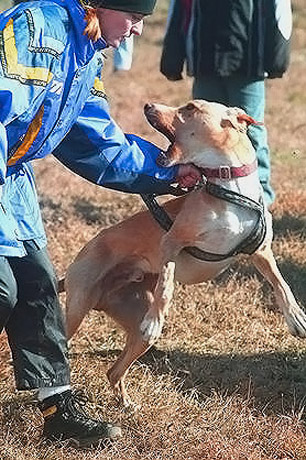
[{"xmin": 44, "ymin": 427, "xmax": 122, "ymax": 448}]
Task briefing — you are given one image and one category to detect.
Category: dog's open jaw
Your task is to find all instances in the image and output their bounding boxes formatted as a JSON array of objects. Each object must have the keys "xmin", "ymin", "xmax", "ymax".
[
  {"xmin": 144, "ymin": 103, "xmax": 178, "ymax": 166},
  {"xmin": 144, "ymin": 103, "xmax": 176, "ymax": 144}
]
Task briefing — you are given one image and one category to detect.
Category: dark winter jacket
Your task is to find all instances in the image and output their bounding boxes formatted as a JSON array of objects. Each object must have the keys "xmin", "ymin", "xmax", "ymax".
[{"xmin": 161, "ymin": 0, "xmax": 292, "ymax": 81}]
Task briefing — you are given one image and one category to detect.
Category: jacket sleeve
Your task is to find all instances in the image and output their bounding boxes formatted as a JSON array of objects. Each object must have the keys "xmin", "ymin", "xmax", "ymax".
[
  {"xmin": 53, "ymin": 93, "xmax": 178, "ymax": 195},
  {"xmin": 264, "ymin": 0, "xmax": 292, "ymax": 78},
  {"xmin": 160, "ymin": 0, "xmax": 186, "ymax": 81}
]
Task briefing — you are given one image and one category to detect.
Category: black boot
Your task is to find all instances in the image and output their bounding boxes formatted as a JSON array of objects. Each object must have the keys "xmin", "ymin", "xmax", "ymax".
[{"xmin": 39, "ymin": 390, "xmax": 122, "ymax": 447}]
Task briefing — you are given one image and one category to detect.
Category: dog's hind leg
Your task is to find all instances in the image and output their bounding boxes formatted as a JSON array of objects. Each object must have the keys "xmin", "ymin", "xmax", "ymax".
[
  {"xmin": 64, "ymin": 258, "xmax": 108, "ymax": 339},
  {"xmin": 252, "ymin": 244, "xmax": 306, "ymax": 338},
  {"xmin": 105, "ymin": 273, "xmax": 157, "ymax": 407},
  {"xmin": 107, "ymin": 333, "xmax": 151, "ymax": 408},
  {"xmin": 65, "ymin": 287, "xmax": 95, "ymax": 339}
]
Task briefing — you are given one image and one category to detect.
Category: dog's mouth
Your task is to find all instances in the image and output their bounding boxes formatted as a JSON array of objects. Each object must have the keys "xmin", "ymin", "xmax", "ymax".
[
  {"xmin": 144, "ymin": 104, "xmax": 175, "ymax": 143},
  {"xmin": 144, "ymin": 104, "xmax": 176, "ymax": 167}
]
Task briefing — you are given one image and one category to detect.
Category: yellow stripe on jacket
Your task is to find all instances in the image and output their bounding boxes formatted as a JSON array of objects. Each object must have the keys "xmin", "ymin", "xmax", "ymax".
[
  {"xmin": 8, "ymin": 105, "xmax": 44, "ymax": 166},
  {"xmin": 3, "ymin": 18, "xmax": 53, "ymax": 84}
]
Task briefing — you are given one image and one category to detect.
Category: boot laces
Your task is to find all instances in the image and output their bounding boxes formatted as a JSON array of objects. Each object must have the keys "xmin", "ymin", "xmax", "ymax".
[{"xmin": 63, "ymin": 390, "xmax": 99, "ymax": 428}]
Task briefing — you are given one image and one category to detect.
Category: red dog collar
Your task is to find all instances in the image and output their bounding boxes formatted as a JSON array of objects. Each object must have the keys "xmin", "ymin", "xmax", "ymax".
[{"xmin": 200, "ymin": 159, "xmax": 258, "ymax": 180}]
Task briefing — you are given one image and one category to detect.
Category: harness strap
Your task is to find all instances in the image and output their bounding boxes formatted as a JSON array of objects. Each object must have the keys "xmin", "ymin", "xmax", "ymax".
[
  {"xmin": 141, "ymin": 193, "xmax": 173, "ymax": 232},
  {"xmin": 141, "ymin": 183, "xmax": 266, "ymax": 262}
]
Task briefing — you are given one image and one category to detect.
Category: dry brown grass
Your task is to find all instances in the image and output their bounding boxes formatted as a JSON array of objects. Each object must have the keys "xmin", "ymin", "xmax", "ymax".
[{"xmin": 1, "ymin": 1, "xmax": 306, "ymax": 458}]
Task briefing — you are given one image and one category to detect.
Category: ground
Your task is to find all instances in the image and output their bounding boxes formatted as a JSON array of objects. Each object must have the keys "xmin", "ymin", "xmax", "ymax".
[{"xmin": 1, "ymin": 1, "xmax": 306, "ymax": 459}]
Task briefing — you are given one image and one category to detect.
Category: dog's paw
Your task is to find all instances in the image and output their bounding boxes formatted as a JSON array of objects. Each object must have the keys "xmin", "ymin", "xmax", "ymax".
[
  {"xmin": 140, "ymin": 312, "xmax": 164, "ymax": 344},
  {"xmin": 284, "ymin": 304, "xmax": 306, "ymax": 338}
]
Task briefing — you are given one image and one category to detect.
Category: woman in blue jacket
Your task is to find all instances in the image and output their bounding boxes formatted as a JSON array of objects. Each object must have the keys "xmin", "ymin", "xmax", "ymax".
[{"xmin": 0, "ymin": 0, "xmax": 200, "ymax": 447}]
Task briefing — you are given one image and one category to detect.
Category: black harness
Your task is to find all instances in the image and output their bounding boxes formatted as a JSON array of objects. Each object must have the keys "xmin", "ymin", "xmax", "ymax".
[{"xmin": 141, "ymin": 182, "xmax": 266, "ymax": 262}]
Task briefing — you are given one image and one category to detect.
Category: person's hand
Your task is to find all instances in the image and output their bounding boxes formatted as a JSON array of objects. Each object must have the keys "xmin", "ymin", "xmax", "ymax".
[{"xmin": 176, "ymin": 164, "xmax": 202, "ymax": 189}]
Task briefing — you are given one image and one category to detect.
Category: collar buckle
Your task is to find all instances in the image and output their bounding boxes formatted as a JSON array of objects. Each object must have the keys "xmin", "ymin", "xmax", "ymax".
[{"xmin": 219, "ymin": 165, "xmax": 231, "ymax": 180}]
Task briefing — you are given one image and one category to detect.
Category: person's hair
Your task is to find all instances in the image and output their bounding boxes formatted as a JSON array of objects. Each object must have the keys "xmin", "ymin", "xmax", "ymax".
[{"xmin": 83, "ymin": 7, "xmax": 101, "ymax": 42}]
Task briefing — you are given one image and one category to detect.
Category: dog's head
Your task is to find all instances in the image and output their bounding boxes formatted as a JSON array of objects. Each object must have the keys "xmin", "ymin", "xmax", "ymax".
[{"xmin": 144, "ymin": 99, "xmax": 256, "ymax": 167}]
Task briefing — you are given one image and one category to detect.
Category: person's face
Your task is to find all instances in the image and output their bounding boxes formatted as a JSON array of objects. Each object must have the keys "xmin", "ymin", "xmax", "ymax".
[{"xmin": 96, "ymin": 9, "xmax": 144, "ymax": 48}]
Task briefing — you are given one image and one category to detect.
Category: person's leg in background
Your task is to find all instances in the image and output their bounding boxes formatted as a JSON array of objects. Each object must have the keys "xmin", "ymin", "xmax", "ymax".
[
  {"xmin": 192, "ymin": 76, "xmax": 275, "ymax": 207},
  {"xmin": 113, "ymin": 36, "xmax": 134, "ymax": 72},
  {"xmin": 193, "ymin": 76, "xmax": 227, "ymax": 105}
]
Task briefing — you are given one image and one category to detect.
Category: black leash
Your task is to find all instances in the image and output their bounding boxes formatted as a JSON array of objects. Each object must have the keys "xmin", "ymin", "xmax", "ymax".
[{"xmin": 141, "ymin": 182, "xmax": 266, "ymax": 262}]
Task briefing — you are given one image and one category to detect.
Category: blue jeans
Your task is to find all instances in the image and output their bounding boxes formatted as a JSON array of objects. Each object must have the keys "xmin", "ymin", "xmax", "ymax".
[{"xmin": 193, "ymin": 76, "xmax": 275, "ymax": 207}]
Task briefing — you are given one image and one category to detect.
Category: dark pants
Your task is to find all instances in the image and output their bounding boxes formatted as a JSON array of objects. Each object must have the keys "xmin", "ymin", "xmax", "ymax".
[{"xmin": 0, "ymin": 242, "xmax": 70, "ymax": 390}]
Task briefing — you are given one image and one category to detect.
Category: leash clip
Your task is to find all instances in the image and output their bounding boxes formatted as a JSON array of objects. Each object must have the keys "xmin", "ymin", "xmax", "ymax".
[{"xmin": 193, "ymin": 174, "xmax": 207, "ymax": 191}]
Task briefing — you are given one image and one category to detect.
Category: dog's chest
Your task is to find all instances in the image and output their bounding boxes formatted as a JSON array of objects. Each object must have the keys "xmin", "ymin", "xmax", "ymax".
[{"xmin": 172, "ymin": 202, "xmax": 257, "ymax": 284}]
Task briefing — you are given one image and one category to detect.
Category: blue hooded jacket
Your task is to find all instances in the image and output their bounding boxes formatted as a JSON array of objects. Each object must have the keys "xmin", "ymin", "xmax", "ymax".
[{"xmin": 0, "ymin": 0, "xmax": 177, "ymax": 257}]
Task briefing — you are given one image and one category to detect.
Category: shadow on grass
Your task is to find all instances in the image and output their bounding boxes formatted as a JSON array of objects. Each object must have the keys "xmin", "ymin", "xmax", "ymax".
[
  {"xmin": 70, "ymin": 345, "xmax": 306, "ymax": 416},
  {"xmin": 72, "ymin": 198, "xmax": 119, "ymax": 226},
  {"xmin": 138, "ymin": 346, "xmax": 306, "ymax": 414},
  {"xmin": 39, "ymin": 195, "xmax": 65, "ymax": 222},
  {"xmin": 272, "ymin": 214, "xmax": 306, "ymax": 238}
]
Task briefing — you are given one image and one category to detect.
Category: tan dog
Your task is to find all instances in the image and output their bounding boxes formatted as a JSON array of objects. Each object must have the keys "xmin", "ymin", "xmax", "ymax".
[{"xmin": 63, "ymin": 100, "xmax": 306, "ymax": 406}]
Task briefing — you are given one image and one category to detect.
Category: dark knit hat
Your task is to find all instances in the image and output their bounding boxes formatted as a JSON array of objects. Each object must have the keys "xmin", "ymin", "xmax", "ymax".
[{"xmin": 84, "ymin": 0, "xmax": 157, "ymax": 15}]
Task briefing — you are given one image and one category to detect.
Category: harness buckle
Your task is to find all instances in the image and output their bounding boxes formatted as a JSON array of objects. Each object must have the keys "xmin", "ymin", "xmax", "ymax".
[{"xmin": 219, "ymin": 165, "xmax": 231, "ymax": 180}]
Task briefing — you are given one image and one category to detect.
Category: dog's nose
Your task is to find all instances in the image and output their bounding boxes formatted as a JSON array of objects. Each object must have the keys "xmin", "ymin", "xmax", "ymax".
[{"xmin": 144, "ymin": 103, "xmax": 153, "ymax": 112}]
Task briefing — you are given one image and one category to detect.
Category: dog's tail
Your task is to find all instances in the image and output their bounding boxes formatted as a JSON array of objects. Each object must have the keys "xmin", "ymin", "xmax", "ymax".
[{"xmin": 58, "ymin": 278, "xmax": 65, "ymax": 293}]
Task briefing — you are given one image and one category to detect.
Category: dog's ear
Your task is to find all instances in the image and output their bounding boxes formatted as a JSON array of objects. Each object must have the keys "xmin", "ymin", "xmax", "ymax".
[
  {"xmin": 185, "ymin": 101, "xmax": 199, "ymax": 111},
  {"xmin": 236, "ymin": 113, "xmax": 264, "ymax": 127},
  {"xmin": 182, "ymin": 101, "xmax": 202, "ymax": 115},
  {"xmin": 221, "ymin": 107, "xmax": 263, "ymax": 132},
  {"xmin": 220, "ymin": 108, "xmax": 248, "ymax": 132}
]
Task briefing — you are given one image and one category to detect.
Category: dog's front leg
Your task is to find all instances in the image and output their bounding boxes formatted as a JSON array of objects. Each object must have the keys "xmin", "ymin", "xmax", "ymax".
[
  {"xmin": 140, "ymin": 234, "xmax": 179, "ymax": 344},
  {"xmin": 140, "ymin": 259, "xmax": 175, "ymax": 344},
  {"xmin": 252, "ymin": 244, "xmax": 306, "ymax": 338}
]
